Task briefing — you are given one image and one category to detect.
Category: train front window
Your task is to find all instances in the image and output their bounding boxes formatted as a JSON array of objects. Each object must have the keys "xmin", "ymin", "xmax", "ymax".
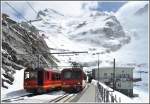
[
  {"xmin": 25, "ymin": 71, "xmax": 37, "ymax": 80},
  {"xmin": 63, "ymin": 71, "xmax": 81, "ymax": 79},
  {"xmin": 25, "ymin": 72, "xmax": 29, "ymax": 79},
  {"xmin": 72, "ymin": 71, "xmax": 81, "ymax": 79},
  {"xmin": 63, "ymin": 71, "xmax": 72, "ymax": 79}
]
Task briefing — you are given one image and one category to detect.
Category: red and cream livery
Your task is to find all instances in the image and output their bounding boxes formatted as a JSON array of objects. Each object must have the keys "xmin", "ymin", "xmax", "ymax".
[
  {"xmin": 24, "ymin": 67, "xmax": 61, "ymax": 93},
  {"xmin": 61, "ymin": 68, "xmax": 86, "ymax": 92}
]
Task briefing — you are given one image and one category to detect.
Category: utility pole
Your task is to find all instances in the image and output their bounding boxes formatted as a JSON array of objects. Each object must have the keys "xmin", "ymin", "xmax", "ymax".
[
  {"xmin": 98, "ymin": 53, "xmax": 100, "ymax": 82},
  {"xmin": 113, "ymin": 58, "xmax": 116, "ymax": 91},
  {"xmin": 96, "ymin": 53, "xmax": 100, "ymax": 82}
]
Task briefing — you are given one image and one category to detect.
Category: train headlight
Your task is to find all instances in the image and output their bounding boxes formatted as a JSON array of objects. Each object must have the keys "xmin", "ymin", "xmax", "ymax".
[{"xmin": 77, "ymin": 82, "xmax": 81, "ymax": 85}]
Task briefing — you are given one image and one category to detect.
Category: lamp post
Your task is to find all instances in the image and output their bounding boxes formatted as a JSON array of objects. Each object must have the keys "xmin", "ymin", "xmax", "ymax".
[
  {"xmin": 97, "ymin": 53, "xmax": 100, "ymax": 82},
  {"xmin": 93, "ymin": 53, "xmax": 100, "ymax": 82},
  {"xmin": 113, "ymin": 58, "xmax": 116, "ymax": 91}
]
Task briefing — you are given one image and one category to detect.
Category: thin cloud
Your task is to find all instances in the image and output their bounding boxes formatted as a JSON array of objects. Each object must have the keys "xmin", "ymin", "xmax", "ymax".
[
  {"xmin": 2, "ymin": 1, "xmax": 101, "ymax": 21},
  {"xmin": 116, "ymin": 1, "xmax": 148, "ymax": 18}
]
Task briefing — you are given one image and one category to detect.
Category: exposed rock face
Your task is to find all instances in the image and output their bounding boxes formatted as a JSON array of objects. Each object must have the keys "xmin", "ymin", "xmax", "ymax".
[
  {"xmin": 35, "ymin": 9, "xmax": 131, "ymax": 53},
  {"xmin": 67, "ymin": 13, "xmax": 131, "ymax": 52},
  {"xmin": 2, "ymin": 13, "xmax": 59, "ymax": 89}
]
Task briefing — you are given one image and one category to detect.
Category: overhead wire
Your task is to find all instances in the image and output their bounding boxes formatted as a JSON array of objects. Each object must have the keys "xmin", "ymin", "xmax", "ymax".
[
  {"xmin": 26, "ymin": 1, "xmax": 38, "ymax": 14},
  {"xmin": 25, "ymin": 1, "xmax": 70, "ymax": 40},
  {"xmin": 3, "ymin": 2, "xmax": 80, "ymax": 67},
  {"xmin": 4, "ymin": 2, "xmax": 30, "ymax": 24},
  {"xmin": 25, "ymin": 1, "xmax": 61, "ymax": 49},
  {"xmin": 5, "ymin": 1, "xmax": 86, "ymax": 56}
]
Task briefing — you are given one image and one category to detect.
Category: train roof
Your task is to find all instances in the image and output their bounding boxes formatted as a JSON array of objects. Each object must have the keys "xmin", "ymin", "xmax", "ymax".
[
  {"xmin": 25, "ymin": 67, "xmax": 61, "ymax": 73},
  {"xmin": 44, "ymin": 68, "xmax": 61, "ymax": 73},
  {"xmin": 62, "ymin": 67, "xmax": 83, "ymax": 72}
]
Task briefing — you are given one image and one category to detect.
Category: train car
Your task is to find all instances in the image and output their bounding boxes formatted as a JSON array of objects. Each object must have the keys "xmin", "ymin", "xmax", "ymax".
[
  {"xmin": 61, "ymin": 68, "xmax": 86, "ymax": 93},
  {"xmin": 24, "ymin": 67, "xmax": 61, "ymax": 93}
]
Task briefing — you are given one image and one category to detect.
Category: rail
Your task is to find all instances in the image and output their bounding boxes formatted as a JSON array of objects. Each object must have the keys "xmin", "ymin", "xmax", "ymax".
[{"xmin": 49, "ymin": 94, "xmax": 76, "ymax": 103}]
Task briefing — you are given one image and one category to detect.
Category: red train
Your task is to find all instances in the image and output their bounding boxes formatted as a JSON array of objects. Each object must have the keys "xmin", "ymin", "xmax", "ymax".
[
  {"xmin": 61, "ymin": 68, "xmax": 87, "ymax": 92},
  {"xmin": 24, "ymin": 67, "xmax": 61, "ymax": 93},
  {"xmin": 24, "ymin": 67, "xmax": 86, "ymax": 93}
]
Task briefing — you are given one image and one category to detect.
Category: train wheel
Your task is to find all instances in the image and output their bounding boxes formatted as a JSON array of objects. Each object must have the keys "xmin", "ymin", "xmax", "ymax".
[
  {"xmin": 37, "ymin": 88, "xmax": 45, "ymax": 94},
  {"xmin": 76, "ymin": 87, "xmax": 81, "ymax": 92},
  {"xmin": 47, "ymin": 88, "xmax": 52, "ymax": 93}
]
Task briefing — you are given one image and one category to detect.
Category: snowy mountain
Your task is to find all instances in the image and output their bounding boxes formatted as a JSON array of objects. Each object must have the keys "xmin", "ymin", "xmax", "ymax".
[
  {"xmin": 134, "ymin": 3, "xmax": 148, "ymax": 15},
  {"xmin": 32, "ymin": 7, "xmax": 148, "ymax": 68},
  {"xmin": 31, "ymin": 8, "xmax": 135, "ymax": 69},
  {"xmin": 33, "ymin": 9, "xmax": 131, "ymax": 54}
]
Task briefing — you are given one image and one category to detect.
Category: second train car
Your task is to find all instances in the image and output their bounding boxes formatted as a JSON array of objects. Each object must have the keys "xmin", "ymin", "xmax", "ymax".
[{"xmin": 61, "ymin": 68, "xmax": 86, "ymax": 93}]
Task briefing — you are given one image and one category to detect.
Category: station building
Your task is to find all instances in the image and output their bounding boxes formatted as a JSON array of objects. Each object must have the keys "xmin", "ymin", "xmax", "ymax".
[{"xmin": 92, "ymin": 67, "xmax": 134, "ymax": 97}]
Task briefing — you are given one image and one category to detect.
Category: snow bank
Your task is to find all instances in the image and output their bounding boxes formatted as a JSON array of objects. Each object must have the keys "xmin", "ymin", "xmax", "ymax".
[
  {"xmin": 1, "ymin": 69, "xmax": 30, "ymax": 100},
  {"xmin": 132, "ymin": 86, "xmax": 149, "ymax": 103}
]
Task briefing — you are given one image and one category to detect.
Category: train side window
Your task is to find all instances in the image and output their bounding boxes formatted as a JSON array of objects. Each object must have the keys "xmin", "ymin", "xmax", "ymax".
[
  {"xmin": 104, "ymin": 73, "xmax": 107, "ymax": 78},
  {"xmin": 58, "ymin": 74, "xmax": 60, "ymax": 80},
  {"xmin": 55, "ymin": 73, "xmax": 60, "ymax": 80},
  {"xmin": 55, "ymin": 73, "xmax": 58, "ymax": 80},
  {"xmin": 55, "ymin": 74, "xmax": 57, "ymax": 80},
  {"xmin": 47, "ymin": 72, "xmax": 49, "ymax": 80},
  {"xmin": 52, "ymin": 73, "xmax": 55, "ymax": 80}
]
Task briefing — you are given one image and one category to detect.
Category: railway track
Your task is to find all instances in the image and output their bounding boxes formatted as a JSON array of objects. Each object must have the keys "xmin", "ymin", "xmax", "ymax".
[
  {"xmin": 49, "ymin": 93, "xmax": 77, "ymax": 103},
  {"xmin": 50, "ymin": 84, "xmax": 89, "ymax": 103},
  {"xmin": 2, "ymin": 93, "xmax": 36, "ymax": 102}
]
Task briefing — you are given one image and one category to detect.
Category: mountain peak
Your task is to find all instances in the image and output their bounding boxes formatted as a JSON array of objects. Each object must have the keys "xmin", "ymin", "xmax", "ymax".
[
  {"xmin": 134, "ymin": 4, "xmax": 148, "ymax": 15},
  {"xmin": 33, "ymin": 8, "xmax": 131, "ymax": 54},
  {"xmin": 37, "ymin": 8, "xmax": 64, "ymax": 19}
]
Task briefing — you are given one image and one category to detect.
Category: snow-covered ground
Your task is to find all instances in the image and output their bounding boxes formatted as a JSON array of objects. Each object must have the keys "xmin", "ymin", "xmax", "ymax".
[
  {"xmin": 7, "ymin": 91, "xmax": 65, "ymax": 103},
  {"xmin": 1, "ymin": 69, "xmax": 27, "ymax": 100}
]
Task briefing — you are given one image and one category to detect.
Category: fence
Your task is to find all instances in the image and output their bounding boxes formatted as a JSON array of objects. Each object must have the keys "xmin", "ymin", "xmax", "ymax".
[{"xmin": 97, "ymin": 82, "xmax": 121, "ymax": 103}]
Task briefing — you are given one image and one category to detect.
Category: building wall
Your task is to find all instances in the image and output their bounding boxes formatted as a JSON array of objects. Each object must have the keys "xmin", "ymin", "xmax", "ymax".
[{"xmin": 94, "ymin": 67, "xmax": 134, "ymax": 90}]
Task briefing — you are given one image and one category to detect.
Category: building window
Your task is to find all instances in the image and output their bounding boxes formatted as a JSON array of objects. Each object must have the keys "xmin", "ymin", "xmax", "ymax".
[
  {"xmin": 110, "ymin": 73, "xmax": 113, "ymax": 78},
  {"xmin": 118, "ymin": 83, "xmax": 121, "ymax": 87},
  {"xmin": 104, "ymin": 73, "xmax": 107, "ymax": 78}
]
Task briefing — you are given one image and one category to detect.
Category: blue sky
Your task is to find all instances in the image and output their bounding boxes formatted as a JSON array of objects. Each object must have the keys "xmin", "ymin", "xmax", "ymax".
[
  {"xmin": 82, "ymin": 1, "xmax": 126, "ymax": 12},
  {"xmin": 96, "ymin": 2, "xmax": 127, "ymax": 12}
]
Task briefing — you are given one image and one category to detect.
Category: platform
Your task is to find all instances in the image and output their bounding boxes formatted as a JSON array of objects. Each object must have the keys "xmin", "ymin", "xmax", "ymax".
[{"xmin": 71, "ymin": 83, "xmax": 97, "ymax": 102}]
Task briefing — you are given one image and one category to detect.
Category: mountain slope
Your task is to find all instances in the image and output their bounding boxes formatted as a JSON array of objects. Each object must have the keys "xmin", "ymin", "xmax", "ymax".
[
  {"xmin": 2, "ymin": 13, "xmax": 59, "ymax": 89},
  {"xmin": 33, "ymin": 9, "xmax": 131, "ymax": 56}
]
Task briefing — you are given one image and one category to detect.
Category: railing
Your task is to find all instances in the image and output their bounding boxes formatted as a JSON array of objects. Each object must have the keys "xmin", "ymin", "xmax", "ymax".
[{"xmin": 96, "ymin": 82, "xmax": 121, "ymax": 103}]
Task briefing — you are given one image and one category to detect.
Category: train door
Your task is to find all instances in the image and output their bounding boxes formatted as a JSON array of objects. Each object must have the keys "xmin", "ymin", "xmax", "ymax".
[{"xmin": 37, "ymin": 70, "xmax": 43, "ymax": 86}]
